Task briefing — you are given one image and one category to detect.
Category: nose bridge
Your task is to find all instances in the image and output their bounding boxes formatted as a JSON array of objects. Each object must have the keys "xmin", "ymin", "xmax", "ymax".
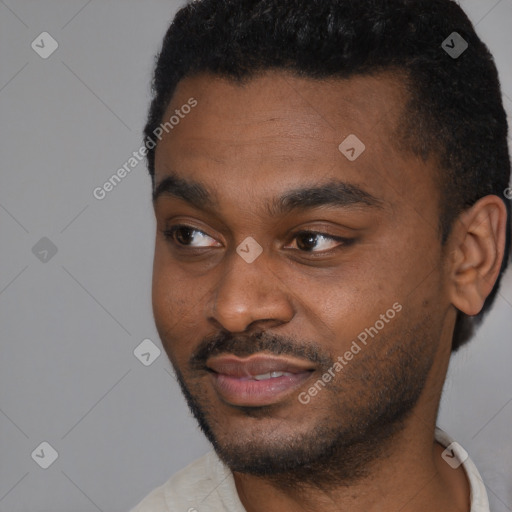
[{"xmin": 209, "ymin": 246, "xmax": 294, "ymax": 333}]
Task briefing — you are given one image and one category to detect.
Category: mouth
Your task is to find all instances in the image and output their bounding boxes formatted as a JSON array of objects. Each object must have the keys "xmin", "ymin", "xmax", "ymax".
[{"xmin": 205, "ymin": 354, "xmax": 316, "ymax": 407}]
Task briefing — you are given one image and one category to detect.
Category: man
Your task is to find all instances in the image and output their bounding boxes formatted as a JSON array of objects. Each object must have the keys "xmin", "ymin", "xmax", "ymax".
[{"xmin": 131, "ymin": 0, "xmax": 511, "ymax": 510}]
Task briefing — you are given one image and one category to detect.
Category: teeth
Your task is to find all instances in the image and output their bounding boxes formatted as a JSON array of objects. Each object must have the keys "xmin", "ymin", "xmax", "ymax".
[
  {"xmin": 253, "ymin": 373, "xmax": 271, "ymax": 381},
  {"xmin": 253, "ymin": 371, "xmax": 292, "ymax": 381}
]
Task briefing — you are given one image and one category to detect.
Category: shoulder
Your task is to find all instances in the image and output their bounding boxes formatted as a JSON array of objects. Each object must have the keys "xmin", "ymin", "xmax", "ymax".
[
  {"xmin": 435, "ymin": 427, "xmax": 490, "ymax": 512},
  {"xmin": 129, "ymin": 452, "xmax": 215, "ymax": 512},
  {"xmin": 129, "ymin": 451, "xmax": 244, "ymax": 512}
]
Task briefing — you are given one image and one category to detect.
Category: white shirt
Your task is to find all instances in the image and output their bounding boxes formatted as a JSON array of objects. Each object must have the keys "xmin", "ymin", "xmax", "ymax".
[{"xmin": 130, "ymin": 427, "xmax": 490, "ymax": 512}]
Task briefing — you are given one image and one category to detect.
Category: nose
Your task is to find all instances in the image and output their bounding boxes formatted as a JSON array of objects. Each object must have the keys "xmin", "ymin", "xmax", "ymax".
[{"xmin": 207, "ymin": 247, "xmax": 295, "ymax": 333}]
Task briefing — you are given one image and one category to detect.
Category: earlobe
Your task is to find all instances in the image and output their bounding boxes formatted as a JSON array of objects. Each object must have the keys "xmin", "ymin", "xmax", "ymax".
[{"xmin": 448, "ymin": 195, "xmax": 507, "ymax": 316}]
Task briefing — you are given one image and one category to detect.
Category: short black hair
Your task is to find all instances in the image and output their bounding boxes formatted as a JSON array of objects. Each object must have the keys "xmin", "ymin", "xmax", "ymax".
[{"xmin": 144, "ymin": 0, "xmax": 511, "ymax": 352}]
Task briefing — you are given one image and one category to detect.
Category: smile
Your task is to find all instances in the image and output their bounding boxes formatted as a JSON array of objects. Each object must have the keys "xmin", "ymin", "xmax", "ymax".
[{"xmin": 205, "ymin": 354, "xmax": 315, "ymax": 406}]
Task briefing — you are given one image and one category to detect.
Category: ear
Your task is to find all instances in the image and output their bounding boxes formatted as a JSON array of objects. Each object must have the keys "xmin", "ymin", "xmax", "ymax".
[{"xmin": 447, "ymin": 195, "xmax": 508, "ymax": 316}]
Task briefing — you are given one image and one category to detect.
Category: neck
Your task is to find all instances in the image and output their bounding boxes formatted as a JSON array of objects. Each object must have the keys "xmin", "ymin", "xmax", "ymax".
[{"xmin": 233, "ymin": 416, "xmax": 469, "ymax": 512}]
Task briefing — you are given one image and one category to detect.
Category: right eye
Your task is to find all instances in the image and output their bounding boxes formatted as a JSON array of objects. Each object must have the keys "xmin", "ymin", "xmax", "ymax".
[{"xmin": 163, "ymin": 225, "xmax": 222, "ymax": 248}]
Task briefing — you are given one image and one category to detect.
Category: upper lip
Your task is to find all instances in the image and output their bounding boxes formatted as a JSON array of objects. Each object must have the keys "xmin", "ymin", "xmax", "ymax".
[{"xmin": 206, "ymin": 354, "xmax": 315, "ymax": 378}]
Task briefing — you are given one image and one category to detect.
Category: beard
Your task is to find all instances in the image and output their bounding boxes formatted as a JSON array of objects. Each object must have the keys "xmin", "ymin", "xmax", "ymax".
[{"xmin": 167, "ymin": 314, "xmax": 437, "ymax": 491}]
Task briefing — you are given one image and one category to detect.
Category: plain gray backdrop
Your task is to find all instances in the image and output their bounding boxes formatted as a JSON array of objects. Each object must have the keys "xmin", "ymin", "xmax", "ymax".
[{"xmin": 0, "ymin": 1, "xmax": 511, "ymax": 511}]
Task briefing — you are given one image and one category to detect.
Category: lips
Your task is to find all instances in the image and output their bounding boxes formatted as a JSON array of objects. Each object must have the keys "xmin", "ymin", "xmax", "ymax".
[{"xmin": 205, "ymin": 354, "xmax": 315, "ymax": 406}]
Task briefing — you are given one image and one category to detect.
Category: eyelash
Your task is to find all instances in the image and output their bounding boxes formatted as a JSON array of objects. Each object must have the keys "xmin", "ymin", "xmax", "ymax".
[{"xmin": 162, "ymin": 224, "xmax": 353, "ymax": 253}]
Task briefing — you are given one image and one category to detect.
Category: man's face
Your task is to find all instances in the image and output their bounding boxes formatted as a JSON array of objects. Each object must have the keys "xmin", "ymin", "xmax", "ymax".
[{"xmin": 151, "ymin": 71, "xmax": 452, "ymax": 480}]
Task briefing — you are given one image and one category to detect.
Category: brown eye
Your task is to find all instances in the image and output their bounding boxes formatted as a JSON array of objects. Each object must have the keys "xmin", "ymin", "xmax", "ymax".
[
  {"xmin": 163, "ymin": 225, "xmax": 221, "ymax": 248},
  {"xmin": 296, "ymin": 232, "xmax": 319, "ymax": 251},
  {"xmin": 174, "ymin": 226, "xmax": 195, "ymax": 245},
  {"xmin": 285, "ymin": 231, "xmax": 351, "ymax": 253}
]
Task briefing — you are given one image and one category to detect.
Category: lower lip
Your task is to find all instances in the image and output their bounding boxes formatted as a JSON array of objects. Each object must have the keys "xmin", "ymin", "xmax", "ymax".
[{"xmin": 209, "ymin": 371, "xmax": 313, "ymax": 406}]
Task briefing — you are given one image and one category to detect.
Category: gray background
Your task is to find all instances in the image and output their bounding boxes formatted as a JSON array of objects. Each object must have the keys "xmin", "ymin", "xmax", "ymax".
[{"xmin": 0, "ymin": 1, "xmax": 511, "ymax": 511}]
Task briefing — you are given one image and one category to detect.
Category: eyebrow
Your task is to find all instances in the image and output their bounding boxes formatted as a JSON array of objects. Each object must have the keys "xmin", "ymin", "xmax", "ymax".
[
  {"xmin": 268, "ymin": 180, "xmax": 383, "ymax": 216},
  {"xmin": 152, "ymin": 172, "xmax": 384, "ymax": 215},
  {"xmin": 153, "ymin": 173, "xmax": 217, "ymax": 210}
]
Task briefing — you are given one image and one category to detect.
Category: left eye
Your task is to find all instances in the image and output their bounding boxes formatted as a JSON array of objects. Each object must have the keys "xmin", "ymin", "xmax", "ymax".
[{"xmin": 285, "ymin": 231, "xmax": 346, "ymax": 252}]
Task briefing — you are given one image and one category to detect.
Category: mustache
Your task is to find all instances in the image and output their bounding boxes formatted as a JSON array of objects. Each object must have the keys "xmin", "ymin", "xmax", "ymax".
[{"xmin": 189, "ymin": 330, "xmax": 333, "ymax": 370}]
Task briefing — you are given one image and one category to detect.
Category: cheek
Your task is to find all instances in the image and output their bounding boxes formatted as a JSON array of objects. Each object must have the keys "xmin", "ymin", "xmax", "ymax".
[
  {"xmin": 152, "ymin": 251, "xmax": 192, "ymax": 342},
  {"xmin": 152, "ymin": 271, "xmax": 197, "ymax": 328},
  {"xmin": 309, "ymin": 243, "xmax": 439, "ymax": 348},
  {"xmin": 151, "ymin": 247, "xmax": 214, "ymax": 359},
  {"xmin": 151, "ymin": 274, "xmax": 197, "ymax": 368},
  {"xmin": 152, "ymin": 247, "xmax": 172, "ymax": 326}
]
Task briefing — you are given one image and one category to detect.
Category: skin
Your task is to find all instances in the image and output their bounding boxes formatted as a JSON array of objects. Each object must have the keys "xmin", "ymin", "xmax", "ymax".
[{"xmin": 151, "ymin": 70, "xmax": 507, "ymax": 512}]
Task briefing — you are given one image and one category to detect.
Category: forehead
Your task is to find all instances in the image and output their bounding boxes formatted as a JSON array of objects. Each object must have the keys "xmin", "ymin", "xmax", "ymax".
[
  {"xmin": 153, "ymin": 70, "xmax": 438, "ymax": 218},
  {"xmin": 158, "ymin": 70, "xmax": 406, "ymax": 158}
]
